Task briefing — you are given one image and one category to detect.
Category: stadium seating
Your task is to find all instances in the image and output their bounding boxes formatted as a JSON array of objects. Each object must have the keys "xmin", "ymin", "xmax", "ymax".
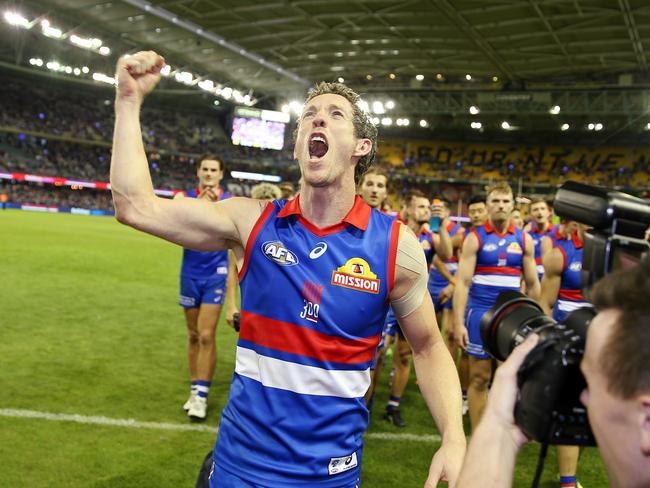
[{"xmin": 1, "ymin": 74, "xmax": 648, "ymax": 211}]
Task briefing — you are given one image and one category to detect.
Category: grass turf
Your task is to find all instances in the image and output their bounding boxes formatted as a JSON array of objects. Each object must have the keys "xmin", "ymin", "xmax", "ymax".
[{"xmin": 0, "ymin": 210, "xmax": 607, "ymax": 487}]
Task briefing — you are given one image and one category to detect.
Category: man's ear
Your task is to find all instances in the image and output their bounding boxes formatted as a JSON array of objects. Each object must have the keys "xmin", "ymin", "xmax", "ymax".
[
  {"xmin": 639, "ymin": 395, "xmax": 650, "ymax": 455},
  {"xmin": 353, "ymin": 138, "xmax": 372, "ymax": 158}
]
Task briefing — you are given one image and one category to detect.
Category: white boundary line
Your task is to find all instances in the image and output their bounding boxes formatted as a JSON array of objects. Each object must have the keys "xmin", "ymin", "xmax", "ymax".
[
  {"xmin": 0, "ymin": 408, "xmax": 218, "ymax": 433},
  {"xmin": 0, "ymin": 408, "xmax": 440, "ymax": 443}
]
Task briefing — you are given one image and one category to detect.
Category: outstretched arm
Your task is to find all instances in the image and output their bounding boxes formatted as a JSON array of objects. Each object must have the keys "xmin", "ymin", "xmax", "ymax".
[
  {"xmin": 110, "ymin": 51, "xmax": 262, "ymax": 255},
  {"xmin": 390, "ymin": 225, "xmax": 465, "ymax": 487}
]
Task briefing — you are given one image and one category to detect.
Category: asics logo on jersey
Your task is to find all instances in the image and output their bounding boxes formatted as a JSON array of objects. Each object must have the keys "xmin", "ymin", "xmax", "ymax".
[
  {"xmin": 309, "ymin": 242, "xmax": 328, "ymax": 259},
  {"xmin": 328, "ymin": 452, "xmax": 358, "ymax": 475},
  {"xmin": 262, "ymin": 241, "xmax": 299, "ymax": 266}
]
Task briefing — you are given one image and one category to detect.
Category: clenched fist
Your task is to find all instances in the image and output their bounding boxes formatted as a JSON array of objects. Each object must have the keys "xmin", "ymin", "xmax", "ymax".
[{"xmin": 115, "ymin": 51, "xmax": 165, "ymax": 105}]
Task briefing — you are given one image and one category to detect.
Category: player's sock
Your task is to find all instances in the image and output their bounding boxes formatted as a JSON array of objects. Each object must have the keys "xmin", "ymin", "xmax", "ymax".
[
  {"xmin": 195, "ymin": 380, "xmax": 211, "ymax": 401},
  {"xmin": 183, "ymin": 381, "xmax": 200, "ymax": 410},
  {"xmin": 560, "ymin": 475, "xmax": 577, "ymax": 488},
  {"xmin": 386, "ymin": 395, "xmax": 401, "ymax": 411}
]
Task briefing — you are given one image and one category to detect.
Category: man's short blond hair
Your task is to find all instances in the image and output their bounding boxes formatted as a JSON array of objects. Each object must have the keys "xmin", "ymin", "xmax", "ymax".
[
  {"xmin": 251, "ymin": 183, "xmax": 281, "ymax": 200},
  {"xmin": 485, "ymin": 181, "xmax": 513, "ymax": 199}
]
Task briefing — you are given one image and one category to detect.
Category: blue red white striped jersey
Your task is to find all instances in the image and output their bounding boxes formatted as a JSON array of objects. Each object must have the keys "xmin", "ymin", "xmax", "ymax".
[
  {"xmin": 469, "ymin": 221, "xmax": 526, "ymax": 308},
  {"xmin": 418, "ymin": 230, "xmax": 435, "ymax": 267},
  {"xmin": 428, "ymin": 222, "xmax": 465, "ymax": 292},
  {"xmin": 213, "ymin": 195, "xmax": 400, "ymax": 486},
  {"xmin": 529, "ymin": 223, "xmax": 555, "ymax": 279},
  {"xmin": 547, "ymin": 227, "xmax": 568, "ymax": 250},
  {"xmin": 180, "ymin": 188, "xmax": 230, "ymax": 279},
  {"xmin": 553, "ymin": 232, "xmax": 589, "ymax": 322}
]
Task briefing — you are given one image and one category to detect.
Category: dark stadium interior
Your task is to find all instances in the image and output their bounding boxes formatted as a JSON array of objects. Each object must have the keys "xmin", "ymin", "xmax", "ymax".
[
  {"xmin": 2, "ymin": 0, "xmax": 650, "ymax": 213},
  {"xmin": 2, "ymin": 2, "xmax": 650, "ymax": 487}
]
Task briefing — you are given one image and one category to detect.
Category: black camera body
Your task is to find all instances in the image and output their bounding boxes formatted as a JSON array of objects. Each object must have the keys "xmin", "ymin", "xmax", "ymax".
[
  {"xmin": 481, "ymin": 291, "xmax": 596, "ymax": 445},
  {"xmin": 480, "ymin": 181, "xmax": 649, "ymax": 446},
  {"xmin": 554, "ymin": 181, "xmax": 650, "ymax": 294}
]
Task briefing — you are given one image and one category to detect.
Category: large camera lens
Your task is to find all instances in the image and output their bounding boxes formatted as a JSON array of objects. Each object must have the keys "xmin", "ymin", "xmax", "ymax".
[{"xmin": 480, "ymin": 290, "xmax": 557, "ymax": 361}]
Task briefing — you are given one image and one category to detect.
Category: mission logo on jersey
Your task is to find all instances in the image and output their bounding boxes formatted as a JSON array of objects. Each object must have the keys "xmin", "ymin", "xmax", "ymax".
[
  {"xmin": 331, "ymin": 257, "xmax": 380, "ymax": 294},
  {"xmin": 507, "ymin": 242, "xmax": 523, "ymax": 254},
  {"xmin": 262, "ymin": 240, "xmax": 299, "ymax": 266}
]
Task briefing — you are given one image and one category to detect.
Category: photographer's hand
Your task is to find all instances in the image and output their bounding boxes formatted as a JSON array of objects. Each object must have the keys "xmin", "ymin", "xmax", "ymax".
[{"xmin": 456, "ymin": 334, "xmax": 539, "ymax": 487}]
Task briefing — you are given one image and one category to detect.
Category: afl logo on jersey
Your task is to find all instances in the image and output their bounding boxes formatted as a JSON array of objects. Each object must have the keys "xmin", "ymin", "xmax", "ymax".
[
  {"xmin": 569, "ymin": 261, "xmax": 582, "ymax": 272},
  {"xmin": 331, "ymin": 257, "xmax": 380, "ymax": 294},
  {"xmin": 262, "ymin": 241, "xmax": 299, "ymax": 266},
  {"xmin": 483, "ymin": 243, "xmax": 498, "ymax": 252}
]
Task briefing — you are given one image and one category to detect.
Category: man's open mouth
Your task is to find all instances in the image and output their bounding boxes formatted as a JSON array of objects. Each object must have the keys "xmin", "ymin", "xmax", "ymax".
[{"xmin": 309, "ymin": 133, "xmax": 329, "ymax": 159}]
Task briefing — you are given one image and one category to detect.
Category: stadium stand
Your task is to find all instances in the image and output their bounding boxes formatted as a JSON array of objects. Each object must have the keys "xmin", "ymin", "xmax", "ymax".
[{"xmin": 1, "ymin": 72, "xmax": 648, "ymax": 213}]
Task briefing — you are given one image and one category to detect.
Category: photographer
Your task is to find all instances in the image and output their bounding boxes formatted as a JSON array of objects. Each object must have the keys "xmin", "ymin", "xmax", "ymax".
[{"xmin": 457, "ymin": 257, "xmax": 650, "ymax": 488}]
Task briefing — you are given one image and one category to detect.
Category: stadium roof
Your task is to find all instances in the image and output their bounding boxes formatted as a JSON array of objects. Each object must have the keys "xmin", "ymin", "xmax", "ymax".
[{"xmin": 3, "ymin": 0, "xmax": 650, "ymax": 141}]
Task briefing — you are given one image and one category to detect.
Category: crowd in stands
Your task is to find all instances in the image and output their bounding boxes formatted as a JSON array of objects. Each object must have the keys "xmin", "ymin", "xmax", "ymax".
[
  {"xmin": 0, "ymin": 80, "xmax": 228, "ymax": 152},
  {"xmin": 1, "ymin": 181, "xmax": 113, "ymax": 211},
  {"xmin": 384, "ymin": 143, "xmax": 649, "ymax": 188},
  {"xmin": 1, "ymin": 72, "xmax": 648, "ymax": 211}
]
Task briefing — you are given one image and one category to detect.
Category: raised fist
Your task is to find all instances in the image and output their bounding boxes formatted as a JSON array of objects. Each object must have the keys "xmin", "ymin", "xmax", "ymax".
[{"xmin": 115, "ymin": 51, "xmax": 165, "ymax": 104}]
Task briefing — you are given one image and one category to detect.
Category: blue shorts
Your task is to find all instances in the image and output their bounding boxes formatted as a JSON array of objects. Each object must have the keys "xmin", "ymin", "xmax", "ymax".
[
  {"xmin": 179, "ymin": 276, "xmax": 227, "ymax": 308},
  {"xmin": 465, "ymin": 306, "xmax": 490, "ymax": 359},
  {"xmin": 209, "ymin": 462, "xmax": 360, "ymax": 487}
]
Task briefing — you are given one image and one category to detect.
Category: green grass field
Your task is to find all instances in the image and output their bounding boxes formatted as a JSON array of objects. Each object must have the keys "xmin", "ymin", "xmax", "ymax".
[{"xmin": 0, "ymin": 210, "xmax": 608, "ymax": 487}]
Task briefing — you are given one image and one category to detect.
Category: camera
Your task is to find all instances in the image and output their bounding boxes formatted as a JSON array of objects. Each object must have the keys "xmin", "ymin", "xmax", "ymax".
[{"xmin": 480, "ymin": 181, "xmax": 650, "ymax": 446}]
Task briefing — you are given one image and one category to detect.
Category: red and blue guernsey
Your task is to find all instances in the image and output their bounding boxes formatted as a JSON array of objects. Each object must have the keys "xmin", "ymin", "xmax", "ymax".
[
  {"xmin": 212, "ymin": 195, "xmax": 400, "ymax": 487},
  {"xmin": 428, "ymin": 222, "xmax": 465, "ymax": 309},
  {"xmin": 418, "ymin": 229, "xmax": 435, "ymax": 267},
  {"xmin": 547, "ymin": 226, "xmax": 568, "ymax": 251},
  {"xmin": 466, "ymin": 221, "xmax": 525, "ymax": 358},
  {"xmin": 553, "ymin": 232, "xmax": 589, "ymax": 322},
  {"xmin": 180, "ymin": 188, "xmax": 230, "ymax": 279},
  {"xmin": 529, "ymin": 223, "xmax": 555, "ymax": 280}
]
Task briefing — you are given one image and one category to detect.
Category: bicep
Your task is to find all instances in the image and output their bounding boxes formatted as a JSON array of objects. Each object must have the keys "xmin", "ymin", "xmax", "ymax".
[
  {"xmin": 456, "ymin": 235, "xmax": 478, "ymax": 284},
  {"xmin": 139, "ymin": 196, "xmax": 261, "ymax": 252},
  {"xmin": 396, "ymin": 292, "xmax": 442, "ymax": 353}
]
